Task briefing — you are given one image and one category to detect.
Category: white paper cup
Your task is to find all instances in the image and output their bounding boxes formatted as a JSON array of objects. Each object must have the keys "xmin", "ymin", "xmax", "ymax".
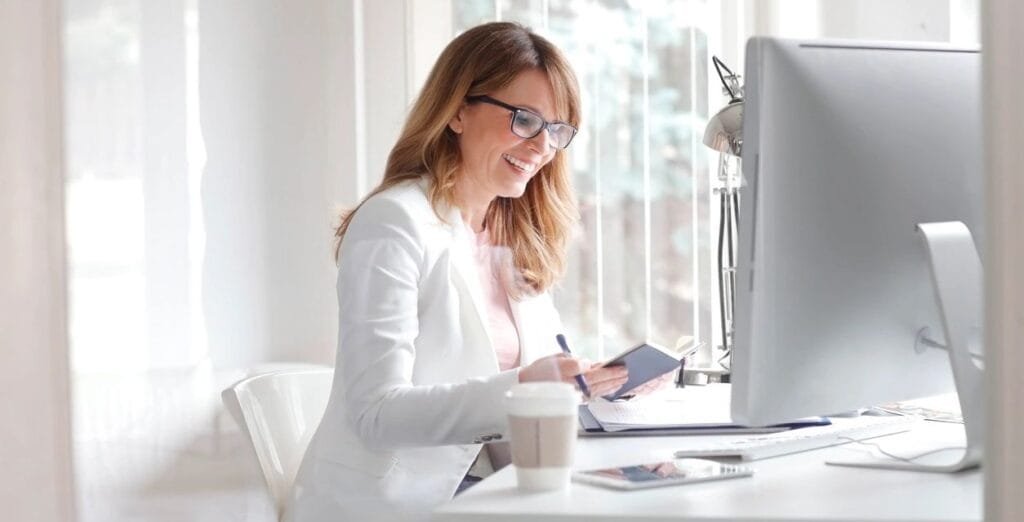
[{"xmin": 504, "ymin": 382, "xmax": 579, "ymax": 492}]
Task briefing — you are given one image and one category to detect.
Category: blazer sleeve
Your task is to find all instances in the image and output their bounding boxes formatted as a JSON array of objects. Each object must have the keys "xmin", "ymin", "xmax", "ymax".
[{"xmin": 335, "ymin": 196, "xmax": 520, "ymax": 451}]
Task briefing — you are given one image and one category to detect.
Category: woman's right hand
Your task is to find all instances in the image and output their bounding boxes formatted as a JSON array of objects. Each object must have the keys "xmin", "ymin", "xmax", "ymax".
[{"xmin": 518, "ymin": 354, "xmax": 629, "ymax": 398}]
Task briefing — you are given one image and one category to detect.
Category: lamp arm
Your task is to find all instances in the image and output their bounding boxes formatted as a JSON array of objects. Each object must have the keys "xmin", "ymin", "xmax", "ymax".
[{"xmin": 712, "ymin": 56, "xmax": 742, "ymax": 102}]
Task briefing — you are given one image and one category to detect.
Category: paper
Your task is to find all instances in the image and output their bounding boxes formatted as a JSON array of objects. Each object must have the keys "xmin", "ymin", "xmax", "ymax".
[{"xmin": 586, "ymin": 386, "xmax": 735, "ymax": 432}]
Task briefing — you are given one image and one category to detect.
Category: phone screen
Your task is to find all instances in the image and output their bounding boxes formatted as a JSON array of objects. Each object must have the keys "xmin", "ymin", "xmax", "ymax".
[{"xmin": 574, "ymin": 458, "xmax": 752, "ymax": 489}]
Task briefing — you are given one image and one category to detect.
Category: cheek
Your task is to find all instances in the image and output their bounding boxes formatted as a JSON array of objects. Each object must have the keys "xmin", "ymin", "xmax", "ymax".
[
  {"xmin": 465, "ymin": 129, "xmax": 518, "ymax": 160},
  {"xmin": 540, "ymin": 152, "xmax": 557, "ymax": 168}
]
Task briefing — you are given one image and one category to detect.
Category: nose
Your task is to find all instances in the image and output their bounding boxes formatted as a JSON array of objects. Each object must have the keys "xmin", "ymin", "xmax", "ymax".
[{"xmin": 527, "ymin": 126, "xmax": 556, "ymax": 152}]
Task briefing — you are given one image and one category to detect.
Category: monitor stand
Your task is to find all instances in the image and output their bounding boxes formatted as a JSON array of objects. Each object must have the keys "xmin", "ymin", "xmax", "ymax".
[{"xmin": 827, "ymin": 221, "xmax": 983, "ymax": 472}]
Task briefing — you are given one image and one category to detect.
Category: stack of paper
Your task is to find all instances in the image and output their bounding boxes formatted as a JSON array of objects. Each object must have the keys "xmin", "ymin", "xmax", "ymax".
[
  {"xmin": 580, "ymin": 384, "xmax": 829, "ymax": 435},
  {"xmin": 585, "ymin": 385, "xmax": 735, "ymax": 432}
]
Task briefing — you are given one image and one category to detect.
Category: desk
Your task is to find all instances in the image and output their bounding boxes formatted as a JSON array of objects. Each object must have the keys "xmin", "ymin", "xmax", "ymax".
[{"xmin": 435, "ymin": 419, "xmax": 981, "ymax": 521}]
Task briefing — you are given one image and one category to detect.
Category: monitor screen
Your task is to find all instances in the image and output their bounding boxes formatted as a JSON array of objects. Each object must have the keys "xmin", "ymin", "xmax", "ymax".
[{"xmin": 731, "ymin": 38, "xmax": 983, "ymax": 426}]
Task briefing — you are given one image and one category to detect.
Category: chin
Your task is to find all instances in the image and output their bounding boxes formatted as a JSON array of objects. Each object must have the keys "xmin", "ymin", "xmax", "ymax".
[{"xmin": 499, "ymin": 182, "xmax": 530, "ymax": 199}]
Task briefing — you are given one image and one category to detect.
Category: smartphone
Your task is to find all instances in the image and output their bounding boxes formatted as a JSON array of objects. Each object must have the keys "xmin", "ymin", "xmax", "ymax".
[{"xmin": 572, "ymin": 458, "xmax": 753, "ymax": 490}]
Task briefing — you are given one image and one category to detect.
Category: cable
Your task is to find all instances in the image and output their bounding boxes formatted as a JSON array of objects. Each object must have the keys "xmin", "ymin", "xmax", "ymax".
[
  {"xmin": 917, "ymin": 334, "xmax": 985, "ymax": 362},
  {"xmin": 836, "ymin": 436, "xmax": 966, "ymax": 464}
]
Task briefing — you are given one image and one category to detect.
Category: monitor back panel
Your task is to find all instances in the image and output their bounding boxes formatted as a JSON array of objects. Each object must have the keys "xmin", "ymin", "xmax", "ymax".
[{"xmin": 732, "ymin": 38, "xmax": 983, "ymax": 426}]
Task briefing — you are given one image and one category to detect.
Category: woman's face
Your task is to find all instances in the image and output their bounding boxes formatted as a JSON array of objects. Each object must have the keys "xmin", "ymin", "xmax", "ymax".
[{"xmin": 448, "ymin": 68, "xmax": 561, "ymax": 202}]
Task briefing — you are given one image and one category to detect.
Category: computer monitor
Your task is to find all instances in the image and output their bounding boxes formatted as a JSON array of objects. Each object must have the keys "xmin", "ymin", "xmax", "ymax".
[{"xmin": 730, "ymin": 38, "xmax": 983, "ymax": 432}]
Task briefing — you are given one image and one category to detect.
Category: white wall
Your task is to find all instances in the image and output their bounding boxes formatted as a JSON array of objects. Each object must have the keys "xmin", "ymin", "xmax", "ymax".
[
  {"xmin": 983, "ymin": 0, "xmax": 1024, "ymax": 518},
  {"xmin": 0, "ymin": 0, "xmax": 75, "ymax": 519},
  {"xmin": 724, "ymin": 0, "xmax": 967, "ymax": 75},
  {"xmin": 816, "ymin": 0, "xmax": 950, "ymax": 41},
  {"xmin": 196, "ymin": 0, "xmax": 348, "ymax": 367},
  {"xmin": 717, "ymin": 0, "xmax": 978, "ymax": 111}
]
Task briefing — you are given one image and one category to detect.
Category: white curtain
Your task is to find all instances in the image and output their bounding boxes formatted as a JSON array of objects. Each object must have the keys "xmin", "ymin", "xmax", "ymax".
[
  {"xmin": 1, "ymin": 0, "xmax": 75, "ymax": 519},
  {"xmin": 64, "ymin": 0, "xmax": 349, "ymax": 371}
]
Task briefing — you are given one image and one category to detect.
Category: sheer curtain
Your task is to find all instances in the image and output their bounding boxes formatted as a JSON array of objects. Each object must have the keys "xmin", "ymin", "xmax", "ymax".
[
  {"xmin": 1, "ymin": 1, "xmax": 74, "ymax": 519},
  {"xmin": 64, "ymin": 0, "xmax": 347, "ymax": 372}
]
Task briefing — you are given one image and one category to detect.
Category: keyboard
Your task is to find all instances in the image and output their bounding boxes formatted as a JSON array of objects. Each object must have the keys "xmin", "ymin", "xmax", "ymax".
[{"xmin": 673, "ymin": 415, "xmax": 918, "ymax": 461}]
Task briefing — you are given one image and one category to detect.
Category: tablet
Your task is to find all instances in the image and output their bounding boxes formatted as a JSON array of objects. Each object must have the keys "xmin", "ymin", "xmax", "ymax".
[
  {"xmin": 572, "ymin": 458, "xmax": 753, "ymax": 490},
  {"xmin": 601, "ymin": 342, "xmax": 684, "ymax": 400}
]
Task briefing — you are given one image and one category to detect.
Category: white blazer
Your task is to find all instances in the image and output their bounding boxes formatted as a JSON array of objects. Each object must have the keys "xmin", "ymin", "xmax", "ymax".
[{"xmin": 288, "ymin": 178, "xmax": 563, "ymax": 522}]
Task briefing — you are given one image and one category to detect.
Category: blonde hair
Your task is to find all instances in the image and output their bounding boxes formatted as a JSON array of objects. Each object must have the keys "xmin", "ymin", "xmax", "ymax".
[{"xmin": 333, "ymin": 22, "xmax": 581, "ymax": 296}]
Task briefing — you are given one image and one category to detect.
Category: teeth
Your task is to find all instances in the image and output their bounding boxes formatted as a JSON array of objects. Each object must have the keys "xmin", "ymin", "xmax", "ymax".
[{"xmin": 503, "ymin": 153, "xmax": 536, "ymax": 173}]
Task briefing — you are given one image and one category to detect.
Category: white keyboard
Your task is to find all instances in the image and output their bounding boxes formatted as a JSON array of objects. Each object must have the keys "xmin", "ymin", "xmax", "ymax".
[{"xmin": 673, "ymin": 416, "xmax": 918, "ymax": 461}]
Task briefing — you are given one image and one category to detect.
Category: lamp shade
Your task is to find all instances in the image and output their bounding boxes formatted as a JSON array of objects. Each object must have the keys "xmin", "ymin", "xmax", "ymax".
[{"xmin": 703, "ymin": 100, "xmax": 743, "ymax": 156}]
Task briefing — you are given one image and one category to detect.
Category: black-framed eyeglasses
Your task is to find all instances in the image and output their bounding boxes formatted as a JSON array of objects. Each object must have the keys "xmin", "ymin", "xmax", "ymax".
[{"xmin": 466, "ymin": 95, "xmax": 578, "ymax": 150}]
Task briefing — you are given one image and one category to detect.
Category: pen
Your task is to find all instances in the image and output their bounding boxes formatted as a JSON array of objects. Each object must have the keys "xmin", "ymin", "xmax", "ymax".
[{"xmin": 556, "ymin": 334, "xmax": 591, "ymax": 398}]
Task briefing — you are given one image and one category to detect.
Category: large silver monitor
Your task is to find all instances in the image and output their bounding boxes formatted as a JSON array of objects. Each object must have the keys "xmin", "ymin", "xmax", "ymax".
[{"xmin": 731, "ymin": 37, "xmax": 983, "ymax": 427}]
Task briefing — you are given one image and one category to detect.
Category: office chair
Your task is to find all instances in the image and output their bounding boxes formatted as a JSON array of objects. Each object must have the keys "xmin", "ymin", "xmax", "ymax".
[{"xmin": 221, "ymin": 368, "xmax": 334, "ymax": 521}]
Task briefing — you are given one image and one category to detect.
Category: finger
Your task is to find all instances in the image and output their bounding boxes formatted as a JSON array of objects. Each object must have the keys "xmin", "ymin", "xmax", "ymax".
[
  {"xmin": 585, "ymin": 379, "xmax": 626, "ymax": 398},
  {"xmin": 630, "ymin": 381, "xmax": 658, "ymax": 396},
  {"xmin": 633, "ymin": 370, "xmax": 678, "ymax": 395},
  {"xmin": 520, "ymin": 354, "xmax": 585, "ymax": 383},
  {"xmin": 635, "ymin": 379, "xmax": 673, "ymax": 396},
  {"xmin": 585, "ymin": 364, "xmax": 627, "ymax": 379},
  {"xmin": 582, "ymin": 365, "xmax": 628, "ymax": 385},
  {"xmin": 554, "ymin": 355, "xmax": 586, "ymax": 377},
  {"xmin": 589, "ymin": 375, "xmax": 629, "ymax": 397}
]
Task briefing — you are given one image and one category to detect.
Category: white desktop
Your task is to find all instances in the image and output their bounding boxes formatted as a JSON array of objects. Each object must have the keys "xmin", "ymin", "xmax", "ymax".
[
  {"xmin": 435, "ymin": 389, "xmax": 980, "ymax": 521},
  {"xmin": 435, "ymin": 37, "xmax": 984, "ymax": 521}
]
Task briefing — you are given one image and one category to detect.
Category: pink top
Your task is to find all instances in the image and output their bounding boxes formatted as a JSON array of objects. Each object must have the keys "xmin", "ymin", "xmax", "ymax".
[{"xmin": 471, "ymin": 228, "xmax": 521, "ymax": 371}]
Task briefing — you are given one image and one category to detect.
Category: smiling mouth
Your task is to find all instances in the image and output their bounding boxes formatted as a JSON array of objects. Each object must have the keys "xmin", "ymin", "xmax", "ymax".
[{"xmin": 502, "ymin": 153, "xmax": 538, "ymax": 174}]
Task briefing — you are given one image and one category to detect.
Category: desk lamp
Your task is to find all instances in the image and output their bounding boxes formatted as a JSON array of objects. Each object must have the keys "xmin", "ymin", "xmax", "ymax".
[{"xmin": 703, "ymin": 56, "xmax": 743, "ymax": 371}]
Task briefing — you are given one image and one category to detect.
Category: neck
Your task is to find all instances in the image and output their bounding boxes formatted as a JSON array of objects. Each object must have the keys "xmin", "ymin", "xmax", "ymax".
[{"xmin": 453, "ymin": 180, "xmax": 493, "ymax": 233}]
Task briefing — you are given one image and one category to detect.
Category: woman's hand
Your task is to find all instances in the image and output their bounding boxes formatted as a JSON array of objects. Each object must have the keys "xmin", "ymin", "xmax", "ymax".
[
  {"xmin": 620, "ymin": 369, "xmax": 677, "ymax": 398},
  {"xmin": 518, "ymin": 354, "xmax": 629, "ymax": 398},
  {"xmin": 518, "ymin": 353, "xmax": 586, "ymax": 386},
  {"xmin": 579, "ymin": 361, "xmax": 629, "ymax": 398}
]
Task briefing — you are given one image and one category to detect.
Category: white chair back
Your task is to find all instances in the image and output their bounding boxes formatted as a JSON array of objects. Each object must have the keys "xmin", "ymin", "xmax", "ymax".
[{"xmin": 222, "ymin": 368, "xmax": 334, "ymax": 520}]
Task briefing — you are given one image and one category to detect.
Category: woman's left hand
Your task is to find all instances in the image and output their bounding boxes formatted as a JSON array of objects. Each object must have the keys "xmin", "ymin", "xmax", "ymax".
[
  {"xmin": 621, "ymin": 370, "xmax": 677, "ymax": 398},
  {"xmin": 578, "ymin": 361, "xmax": 629, "ymax": 398}
]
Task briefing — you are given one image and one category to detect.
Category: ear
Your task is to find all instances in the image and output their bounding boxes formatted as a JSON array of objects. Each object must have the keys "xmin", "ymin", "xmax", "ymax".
[{"xmin": 447, "ymin": 104, "xmax": 467, "ymax": 134}]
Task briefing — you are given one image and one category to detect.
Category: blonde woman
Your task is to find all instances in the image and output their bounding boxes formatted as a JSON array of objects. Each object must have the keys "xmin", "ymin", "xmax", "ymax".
[{"xmin": 288, "ymin": 22, "xmax": 628, "ymax": 522}]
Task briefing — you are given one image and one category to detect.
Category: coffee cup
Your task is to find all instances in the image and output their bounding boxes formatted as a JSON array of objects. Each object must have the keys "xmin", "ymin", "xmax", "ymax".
[{"xmin": 504, "ymin": 382, "xmax": 579, "ymax": 492}]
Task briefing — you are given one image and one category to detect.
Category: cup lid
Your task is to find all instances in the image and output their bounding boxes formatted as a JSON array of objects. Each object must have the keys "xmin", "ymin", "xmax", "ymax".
[{"xmin": 505, "ymin": 382, "xmax": 579, "ymax": 416}]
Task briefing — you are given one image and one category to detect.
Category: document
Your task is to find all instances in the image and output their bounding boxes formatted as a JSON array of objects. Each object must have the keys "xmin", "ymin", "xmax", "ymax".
[
  {"xmin": 580, "ymin": 384, "xmax": 828, "ymax": 434},
  {"xmin": 586, "ymin": 386, "xmax": 733, "ymax": 431}
]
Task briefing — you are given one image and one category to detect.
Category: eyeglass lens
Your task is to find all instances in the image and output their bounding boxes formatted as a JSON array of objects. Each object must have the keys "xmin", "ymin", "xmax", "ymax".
[{"xmin": 511, "ymin": 110, "xmax": 576, "ymax": 149}]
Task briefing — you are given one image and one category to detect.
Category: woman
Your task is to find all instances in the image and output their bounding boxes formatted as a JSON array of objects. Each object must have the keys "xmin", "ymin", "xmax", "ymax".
[{"xmin": 288, "ymin": 22, "xmax": 629, "ymax": 522}]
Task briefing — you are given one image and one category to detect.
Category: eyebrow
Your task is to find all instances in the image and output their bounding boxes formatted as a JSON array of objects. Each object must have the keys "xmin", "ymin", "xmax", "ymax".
[{"xmin": 508, "ymin": 101, "xmax": 561, "ymax": 123}]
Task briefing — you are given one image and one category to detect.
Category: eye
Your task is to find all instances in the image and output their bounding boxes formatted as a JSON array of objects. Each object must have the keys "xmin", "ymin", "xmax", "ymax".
[
  {"xmin": 513, "ymin": 111, "xmax": 543, "ymax": 132},
  {"xmin": 551, "ymin": 125, "xmax": 572, "ymax": 142},
  {"xmin": 549, "ymin": 124, "xmax": 577, "ymax": 148}
]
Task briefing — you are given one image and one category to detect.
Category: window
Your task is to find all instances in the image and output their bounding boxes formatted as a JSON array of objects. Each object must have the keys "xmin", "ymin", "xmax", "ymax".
[{"xmin": 452, "ymin": 1, "xmax": 715, "ymax": 360}]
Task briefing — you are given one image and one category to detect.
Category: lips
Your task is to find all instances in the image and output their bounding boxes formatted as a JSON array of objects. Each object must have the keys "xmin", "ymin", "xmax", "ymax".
[{"xmin": 502, "ymin": 153, "xmax": 538, "ymax": 174}]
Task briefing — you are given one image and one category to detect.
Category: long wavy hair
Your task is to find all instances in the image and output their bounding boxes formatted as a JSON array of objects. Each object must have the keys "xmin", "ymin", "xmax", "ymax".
[{"xmin": 333, "ymin": 21, "xmax": 581, "ymax": 297}]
